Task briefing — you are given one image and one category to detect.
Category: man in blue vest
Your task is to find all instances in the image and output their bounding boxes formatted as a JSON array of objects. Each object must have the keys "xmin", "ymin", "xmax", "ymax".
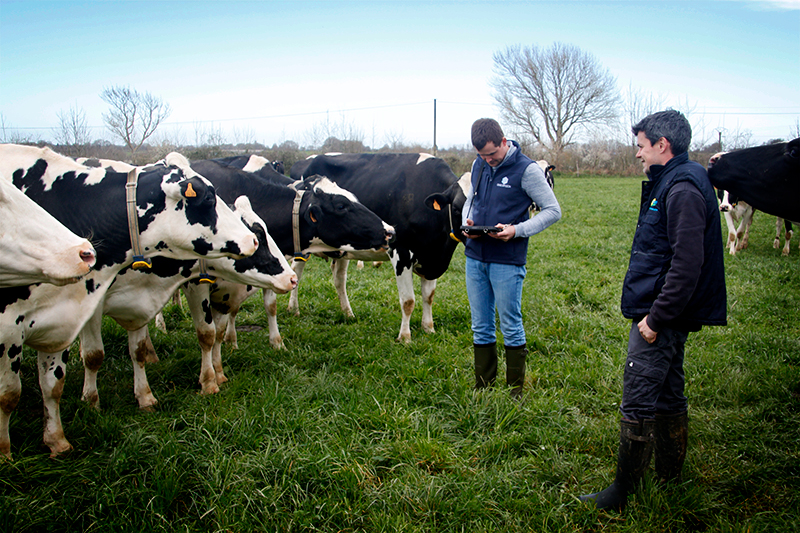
[
  {"xmin": 581, "ymin": 109, "xmax": 727, "ymax": 510},
  {"xmin": 462, "ymin": 118, "xmax": 561, "ymax": 399}
]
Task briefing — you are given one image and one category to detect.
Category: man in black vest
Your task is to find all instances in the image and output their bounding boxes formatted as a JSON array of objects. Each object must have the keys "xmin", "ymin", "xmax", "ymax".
[
  {"xmin": 462, "ymin": 118, "xmax": 561, "ymax": 398},
  {"xmin": 581, "ymin": 110, "xmax": 727, "ymax": 510}
]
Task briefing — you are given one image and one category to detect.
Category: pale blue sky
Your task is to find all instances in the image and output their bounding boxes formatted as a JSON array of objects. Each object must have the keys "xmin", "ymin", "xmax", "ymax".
[{"xmin": 1, "ymin": 0, "xmax": 798, "ymax": 149}]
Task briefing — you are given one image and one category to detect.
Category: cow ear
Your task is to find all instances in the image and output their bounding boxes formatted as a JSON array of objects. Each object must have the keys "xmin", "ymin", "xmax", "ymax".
[
  {"xmin": 425, "ymin": 193, "xmax": 449, "ymax": 211},
  {"xmin": 306, "ymin": 205, "xmax": 321, "ymax": 225},
  {"xmin": 182, "ymin": 178, "xmax": 211, "ymax": 204}
]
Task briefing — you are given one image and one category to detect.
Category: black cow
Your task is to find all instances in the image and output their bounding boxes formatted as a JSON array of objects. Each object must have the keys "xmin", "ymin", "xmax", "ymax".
[
  {"xmin": 211, "ymin": 155, "xmax": 293, "ymax": 184},
  {"xmin": 290, "ymin": 152, "xmax": 467, "ymax": 342},
  {"xmin": 708, "ymin": 138, "xmax": 800, "ymax": 222}
]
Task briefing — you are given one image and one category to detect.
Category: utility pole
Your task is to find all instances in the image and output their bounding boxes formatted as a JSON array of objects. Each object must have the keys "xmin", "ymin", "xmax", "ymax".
[{"xmin": 433, "ymin": 99, "xmax": 438, "ymax": 156}]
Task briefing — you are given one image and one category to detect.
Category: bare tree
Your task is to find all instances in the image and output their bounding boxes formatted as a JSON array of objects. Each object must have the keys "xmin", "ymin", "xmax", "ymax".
[
  {"xmin": 101, "ymin": 85, "xmax": 171, "ymax": 159},
  {"xmin": 304, "ymin": 113, "xmax": 365, "ymax": 152},
  {"xmin": 53, "ymin": 103, "xmax": 91, "ymax": 156},
  {"xmin": 0, "ymin": 114, "xmax": 38, "ymax": 144},
  {"xmin": 791, "ymin": 118, "xmax": 800, "ymax": 139},
  {"xmin": 491, "ymin": 42, "xmax": 620, "ymax": 166}
]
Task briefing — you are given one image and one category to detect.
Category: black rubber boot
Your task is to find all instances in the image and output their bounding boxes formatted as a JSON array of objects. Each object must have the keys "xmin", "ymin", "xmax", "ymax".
[
  {"xmin": 504, "ymin": 344, "xmax": 527, "ymax": 399},
  {"xmin": 654, "ymin": 410, "xmax": 688, "ymax": 484},
  {"xmin": 473, "ymin": 342, "xmax": 497, "ymax": 389},
  {"xmin": 580, "ymin": 418, "xmax": 655, "ymax": 511}
]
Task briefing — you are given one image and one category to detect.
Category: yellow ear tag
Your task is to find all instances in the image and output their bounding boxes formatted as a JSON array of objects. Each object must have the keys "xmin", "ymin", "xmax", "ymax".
[
  {"xmin": 185, "ymin": 182, "xmax": 197, "ymax": 198},
  {"xmin": 432, "ymin": 200, "xmax": 441, "ymax": 211}
]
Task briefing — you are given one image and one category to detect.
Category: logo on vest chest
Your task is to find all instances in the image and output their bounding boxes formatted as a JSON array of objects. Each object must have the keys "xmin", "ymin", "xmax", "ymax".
[{"xmin": 496, "ymin": 176, "xmax": 512, "ymax": 189}]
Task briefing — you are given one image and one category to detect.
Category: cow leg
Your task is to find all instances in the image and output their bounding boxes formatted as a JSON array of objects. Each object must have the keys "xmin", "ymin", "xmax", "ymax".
[
  {"xmin": 287, "ymin": 258, "xmax": 307, "ymax": 315},
  {"xmin": 420, "ymin": 277, "xmax": 437, "ymax": 334},
  {"xmin": 331, "ymin": 258, "xmax": 355, "ymax": 318},
  {"xmin": 782, "ymin": 219, "xmax": 793, "ymax": 256},
  {"xmin": 128, "ymin": 326, "xmax": 158, "ymax": 410},
  {"xmin": 38, "ymin": 350, "xmax": 72, "ymax": 457},
  {"xmin": 0, "ymin": 338, "xmax": 24, "ymax": 458},
  {"xmin": 262, "ymin": 289, "xmax": 285, "ymax": 350},
  {"xmin": 79, "ymin": 306, "xmax": 105, "ymax": 409},
  {"xmin": 154, "ymin": 311, "xmax": 167, "ymax": 334},
  {"xmin": 774, "ymin": 217, "xmax": 783, "ymax": 250},
  {"xmin": 211, "ymin": 308, "xmax": 230, "ymax": 386},
  {"xmin": 393, "ymin": 263, "xmax": 416, "ymax": 343},
  {"xmin": 223, "ymin": 307, "xmax": 239, "ymax": 349},
  {"xmin": 736, "ymin": 206, "xmax": 754, "ymax": 251},
  {"xmin": 183, "ymin": 283, "xmax": 219, "ymax": 395},
  {"xmin": 723, "ymin": 210, "xmax": 738, "ymax": 255}
]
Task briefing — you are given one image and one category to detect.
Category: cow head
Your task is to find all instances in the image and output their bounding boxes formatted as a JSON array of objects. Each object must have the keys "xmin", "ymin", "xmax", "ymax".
[
  {"xmin": 299, "ymin": 175, "xmax": 394, "ymax": 253},
  {"xmin": 203, "ymin": 196, "xmax": 297, "ymax": 294},
  {"xmin": 0, "ymin": 174, "xmax": 96, "ymax": 287},
  {"xmin": 424, "ymin": 171, "xmax": 469, "ymax": 244},
  {"xmin": 707, "ymin": 139, "xmax": 800, "ymax": 222},
  {"xmin": 128, "ymin": 153, "xmax": 259, "ymax": 263}
]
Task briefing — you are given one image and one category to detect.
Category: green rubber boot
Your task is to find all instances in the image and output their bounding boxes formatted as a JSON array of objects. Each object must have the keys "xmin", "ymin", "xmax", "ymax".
[
  {"xmin": 504, "ymin": 344, "xmax": 527, "ymax": 399},
  {"xmin": 473, "ymin": 342, "xmax": 497, "ymax": 389}
]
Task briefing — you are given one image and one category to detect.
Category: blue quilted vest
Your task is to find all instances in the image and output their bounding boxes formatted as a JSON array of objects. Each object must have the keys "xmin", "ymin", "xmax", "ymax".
[
  {"xmin": 464, "ymin": 141, "xmax": 533, "ymax": 266},
  {"xmin": 621, "ymin": 152, "xmax": 727, "ymax": 329}
]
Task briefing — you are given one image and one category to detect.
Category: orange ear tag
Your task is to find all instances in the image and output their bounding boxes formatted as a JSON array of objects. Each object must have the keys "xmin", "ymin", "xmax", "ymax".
[
  {"xmin": 310, "ymin": 212, "xmax": 317, "ymax": 223},
  {"xmin": 185, "ymin": 182, "xmax": 197, "ymax": 198},
  {"xmin": 432, "ymin": 200, "xmax": 441, "ymax": 211}
]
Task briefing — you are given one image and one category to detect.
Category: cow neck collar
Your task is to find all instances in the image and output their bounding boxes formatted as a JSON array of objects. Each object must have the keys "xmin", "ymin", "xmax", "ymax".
[
  {"xmin": 125, "ymin": 169, "xmax": 152, "ymax": 270},
  {"xmin": 292, "ymin": 188, "xmax": 309, "ymax": 261}
]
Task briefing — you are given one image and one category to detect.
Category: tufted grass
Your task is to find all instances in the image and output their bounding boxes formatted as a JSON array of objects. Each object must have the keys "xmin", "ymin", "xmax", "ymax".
[{"xmin": 1, "ymin": 177, "xmax": 798, "ymax": 532}]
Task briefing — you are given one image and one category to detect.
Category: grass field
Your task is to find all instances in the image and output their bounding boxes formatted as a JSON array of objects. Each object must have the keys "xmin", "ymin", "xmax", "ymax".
[{"xmin": 2, "ymin": 177, "xmax": 798, "ymax": 532}]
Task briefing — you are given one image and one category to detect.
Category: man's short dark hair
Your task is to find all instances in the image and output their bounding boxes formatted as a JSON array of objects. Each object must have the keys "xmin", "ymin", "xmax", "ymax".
[
  {"xmin": 631, "ymin": 109, "xmax": 692, "ymax": 155},
  {"xmin": 472, "ymin": 118, "xmax": 504, "ymax": 150}
]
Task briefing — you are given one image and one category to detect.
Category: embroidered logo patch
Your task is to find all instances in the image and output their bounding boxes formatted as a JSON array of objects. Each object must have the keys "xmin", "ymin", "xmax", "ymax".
[
  {"xmin": 496, "ymin": 176, "xmax": 511, "ymax": 189},
  {"xmin": 649, "ymin": 198, "xmax": 658, "ymax": 211}
]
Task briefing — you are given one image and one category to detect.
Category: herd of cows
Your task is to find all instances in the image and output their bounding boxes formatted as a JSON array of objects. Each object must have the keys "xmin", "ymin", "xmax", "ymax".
[{"xmin": 0, "ymin": 137, "xmax": 797, "ymax": 458}]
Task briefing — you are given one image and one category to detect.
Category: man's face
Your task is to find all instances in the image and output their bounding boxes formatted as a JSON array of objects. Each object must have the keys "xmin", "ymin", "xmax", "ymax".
[
  {"xmin": 635, "ymin": 132, "xmax": 669, "ymax": 175},
  {"xmin": 477, "ymin": 139, "xmax": 509, "ymax": 167}
]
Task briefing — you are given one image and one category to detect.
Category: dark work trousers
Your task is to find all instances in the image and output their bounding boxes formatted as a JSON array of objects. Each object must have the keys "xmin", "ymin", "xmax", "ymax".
[{"xmin": 620, "ymin": 322, "xmax": 690, "ymax": 420}]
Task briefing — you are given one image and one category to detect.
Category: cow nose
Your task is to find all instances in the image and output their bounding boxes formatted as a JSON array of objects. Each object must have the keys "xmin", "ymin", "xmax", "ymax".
[
  {"xmin": 80, "ymin": 247, "xmax": 97, "ymax": 267},
  {"xmin": 385, "ymin": 227, "xmax": 396, "ymax": 244}
]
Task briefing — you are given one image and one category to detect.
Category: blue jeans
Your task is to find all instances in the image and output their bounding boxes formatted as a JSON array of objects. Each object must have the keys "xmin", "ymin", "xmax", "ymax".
[{"xmin": 465, "ymin": 257, "xmax": 527, "ymax": 346}]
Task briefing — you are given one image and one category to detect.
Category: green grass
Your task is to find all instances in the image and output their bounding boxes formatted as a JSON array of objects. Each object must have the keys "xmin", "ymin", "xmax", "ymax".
[{"xmin": 2, "ymin": 177, "xmax": 798, "ymax": 532}]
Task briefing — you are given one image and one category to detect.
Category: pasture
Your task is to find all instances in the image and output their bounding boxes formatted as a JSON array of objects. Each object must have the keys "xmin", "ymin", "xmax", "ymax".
[{"xmin": 2, "ymin": 177, "xmax": 798, "ymax": 532}]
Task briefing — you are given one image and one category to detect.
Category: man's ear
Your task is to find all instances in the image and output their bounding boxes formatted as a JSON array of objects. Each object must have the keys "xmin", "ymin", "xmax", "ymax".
[{"xmin": 658, "ymin": 137, "xmax": 673, "ymax": 156}]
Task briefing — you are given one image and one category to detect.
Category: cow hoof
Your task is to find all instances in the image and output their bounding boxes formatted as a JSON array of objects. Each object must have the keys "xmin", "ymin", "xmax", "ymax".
[
  {"xmin": 48, "ymin": 441, "xmax": 73, "ymax": 458},
  {"xmin": 200, "ymin": 383, "xmax": 220, "ymax": 395},
  {"xmin": 216, "ymin": 373, "xmax": 228, "ymax": 385}
]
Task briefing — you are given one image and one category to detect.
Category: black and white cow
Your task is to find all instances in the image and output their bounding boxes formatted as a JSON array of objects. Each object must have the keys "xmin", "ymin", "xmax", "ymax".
[
  {"xmin": 708, "ymin": 138, "xmax": 800, "ymax": 222},
  {"xmin": 0, "ymin": 144, "xmax": 258, "ymax": 458},
  {"xmin": 0, "ymin": 173, "xmax": 96, "ymax": 287},
  {"xmin": 79, "ymin": 196, "xmax": 296, "ymax": 410},
  {"xmin": 290, "ymin": 152, "xmax": 467, "ymax": 342},
  {"xmin": 184, "ymin": 159, "xmax": 394, "ymax": 351},
  {"xmin": 537, "ymin": 160, "xmax": 555, "ymax": 189}
]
